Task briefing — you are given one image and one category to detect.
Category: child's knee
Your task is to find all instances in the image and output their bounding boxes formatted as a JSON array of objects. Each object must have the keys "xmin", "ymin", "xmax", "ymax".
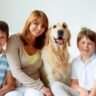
[{"xmin": 51, "ymin": 81, "xmax": 64, "ymax": 90}]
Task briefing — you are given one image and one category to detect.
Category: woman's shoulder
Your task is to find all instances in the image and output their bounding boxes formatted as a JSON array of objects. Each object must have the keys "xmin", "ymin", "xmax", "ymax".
[
  {"xmin": 9, "ymin": 33, "xmax": 20, "ymax": 38},
  {"xmin": 9, "ymin": 33, "xmax": 21, "ymax": 41},
  {"xmin": 7, "ymin": 33, "xmax": 22, "ymax": 47}
]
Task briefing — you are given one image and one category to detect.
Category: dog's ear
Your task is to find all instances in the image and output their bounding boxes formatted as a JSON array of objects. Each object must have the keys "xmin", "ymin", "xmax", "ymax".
[{"xmin": 67, "ymin": 29, "xmax": 71, "ymax": 46}]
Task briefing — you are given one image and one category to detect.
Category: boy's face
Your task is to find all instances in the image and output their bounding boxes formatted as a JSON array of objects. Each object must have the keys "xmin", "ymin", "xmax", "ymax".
[
  {"xmin": 77, "ymin": 36, "xmax": 96, "ymax": 57},
  {"xmin": 0, "ymin": 31, "xmax": 7, "ymax": 51}
]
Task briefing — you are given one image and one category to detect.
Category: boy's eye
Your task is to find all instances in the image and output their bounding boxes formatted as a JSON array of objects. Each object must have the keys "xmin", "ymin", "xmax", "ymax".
[
  {"xmin": 82, "ymin": 42, "xmax": 85, "ymax": 44},
  {"xmin": 0, "ymin": 36, "xmax": 6, "ymax": 39}
]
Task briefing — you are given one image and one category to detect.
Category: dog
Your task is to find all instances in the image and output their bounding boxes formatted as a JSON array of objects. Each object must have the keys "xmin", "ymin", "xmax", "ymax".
[{"xmin": 40, "ymin": 22, "xmax": 71, "ymax": 87}]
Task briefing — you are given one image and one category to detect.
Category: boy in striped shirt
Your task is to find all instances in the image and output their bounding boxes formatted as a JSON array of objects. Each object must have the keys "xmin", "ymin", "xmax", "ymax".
[{"xmin": 0, "ymin": 21, "xmax": 15, "ymax": 96}]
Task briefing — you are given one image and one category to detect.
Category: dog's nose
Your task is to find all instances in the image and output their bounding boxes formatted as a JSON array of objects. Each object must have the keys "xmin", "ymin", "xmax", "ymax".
[{"xmin": 58, "ymin": 30, "xmax": 64, "ymax": 36}]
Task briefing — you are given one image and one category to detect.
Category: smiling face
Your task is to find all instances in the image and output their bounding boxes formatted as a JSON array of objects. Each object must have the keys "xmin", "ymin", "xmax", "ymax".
[
  {"xmin": 78, "ymin": 36, "xmax": 96, "ymax": 58},
  {"xmin": 49, "ymin": 22, "xmax": 71, "ymax": 47},
  {"xmin": 29, "ymin": 18, "xmax": 46, "ymax": 37}
]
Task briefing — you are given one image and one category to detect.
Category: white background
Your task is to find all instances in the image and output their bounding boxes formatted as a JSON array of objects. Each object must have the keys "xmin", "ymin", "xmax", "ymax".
[{"xmin": 0, "ymin": 0, "xmax": 96, "ymax": 60}]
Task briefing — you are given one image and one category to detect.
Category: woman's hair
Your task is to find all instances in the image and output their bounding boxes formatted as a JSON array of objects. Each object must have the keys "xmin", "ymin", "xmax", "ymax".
[
  {"xmin": 0, "ymin": 21, "xmax": 9, "ymax": 39},
  {"xmin": 20, "ymin": 10, "xmax": 49, "ymax": 49},
  {"xmin": 77, "ymin": 27, "xmax": 96, "ymax": 44}
]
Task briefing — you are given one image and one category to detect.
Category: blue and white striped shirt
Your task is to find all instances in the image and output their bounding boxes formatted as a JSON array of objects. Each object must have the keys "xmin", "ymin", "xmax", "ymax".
[{"xmin": 0, "ymin": 50, "xmax": 10, "ymax": 88}]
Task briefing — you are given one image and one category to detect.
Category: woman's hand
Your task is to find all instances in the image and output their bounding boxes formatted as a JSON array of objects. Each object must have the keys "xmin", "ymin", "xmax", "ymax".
[{"xmin": 40, "ymin": 86, "xmax": 53, "ymax": 96}]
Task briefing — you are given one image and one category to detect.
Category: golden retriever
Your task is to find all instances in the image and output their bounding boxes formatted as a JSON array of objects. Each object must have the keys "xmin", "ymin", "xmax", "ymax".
[{"xmin": 41, "ymin": 22, "xmax": 71, "ymax": 87}]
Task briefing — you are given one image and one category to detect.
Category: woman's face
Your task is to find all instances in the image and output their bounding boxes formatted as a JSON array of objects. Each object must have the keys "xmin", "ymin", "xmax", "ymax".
[
  {"xmin": 29, "ymin": 18, "xmax": 46, "ymax": 37},
  {"xmin": 78, "ymin": 36, "xmax": 96, "ymax": 57}
]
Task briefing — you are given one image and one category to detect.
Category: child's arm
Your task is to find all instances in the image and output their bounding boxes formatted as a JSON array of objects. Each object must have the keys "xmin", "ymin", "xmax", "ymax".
[
  {"xmin": 89, "ymin": 80, "xmax": 96, "ymax": 96},
  {"xmin": 0, "ymin": 72, "xmax": 15, "ymax": 95},
  {"xmin": 89, "ymin": 88, "xmax": 96, "ymax": 96},
  {"xmin": 71, "ymin": 79, "xmax": 89, "ymax": 96}
]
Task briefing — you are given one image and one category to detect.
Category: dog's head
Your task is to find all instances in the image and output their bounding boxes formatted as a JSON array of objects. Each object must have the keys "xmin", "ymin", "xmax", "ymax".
[{"xmin": 47, "ymin": 22, "xmax": 71, "ymax": 48}]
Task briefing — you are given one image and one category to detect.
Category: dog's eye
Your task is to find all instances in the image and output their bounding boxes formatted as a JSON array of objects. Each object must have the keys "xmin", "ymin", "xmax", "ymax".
[
  {"xmin": 53, "ymin": 25, "xmax": 56, "ymax": 28},
  {"xmin": 63, "ymin": 24, "xmax": 66, "ymax": 28}
]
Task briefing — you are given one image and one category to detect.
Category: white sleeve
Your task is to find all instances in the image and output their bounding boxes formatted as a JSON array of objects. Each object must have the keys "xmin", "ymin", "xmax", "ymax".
[
  {"xmin": 92, "ymin": 60, "xmax": 96, "ymax": 88},
  {"xmin": 93, "ymin": 63, "xmax": 96, "ymax": 80}
]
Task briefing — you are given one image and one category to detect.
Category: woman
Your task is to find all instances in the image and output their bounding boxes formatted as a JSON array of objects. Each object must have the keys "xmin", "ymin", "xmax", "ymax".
[{"xmin": 6, "ymin": 10, "xmax": 52, "ymax": 96}]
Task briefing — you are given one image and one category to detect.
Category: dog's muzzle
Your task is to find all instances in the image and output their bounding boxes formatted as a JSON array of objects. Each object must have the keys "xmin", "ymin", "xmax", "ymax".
[
  {"xmin": 54, "ymin": 30, "xmax": 64, "ymax": 45},
  {"xmin": 58, "ymin": 30, "xmax": 64, "ymax": 37}
]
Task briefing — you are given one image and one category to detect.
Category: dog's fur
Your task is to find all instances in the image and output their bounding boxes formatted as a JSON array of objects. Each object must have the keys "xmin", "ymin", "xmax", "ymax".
[{"xmin": 40, "ymin": 22, "xmax": 71, "ymax": 87}]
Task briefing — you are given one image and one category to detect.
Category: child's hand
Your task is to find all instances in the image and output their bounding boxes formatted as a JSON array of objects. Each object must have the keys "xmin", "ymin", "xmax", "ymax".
[
  {"xmin": 79, "ymin": 88, "xmax": 89, "ymax": 96},
  {"xmin": 89, "ymin": 88, "xmax": 96, "ymax": 96}
]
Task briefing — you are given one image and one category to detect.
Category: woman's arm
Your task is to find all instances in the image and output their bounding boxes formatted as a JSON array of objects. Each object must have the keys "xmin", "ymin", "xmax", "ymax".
[
  {"xmin": 6, "ymin": 34, "xmax": 44, "ymax": 90},
  {"xmin": 0, "ymin": 72, "xmax": 15, "ymax": 95}
]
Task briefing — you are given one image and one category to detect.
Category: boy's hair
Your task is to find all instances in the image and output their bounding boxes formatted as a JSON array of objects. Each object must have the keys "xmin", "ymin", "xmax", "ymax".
[
  {"xmin": 77, "ymin": 27, "xmax": 96, "ymax": 44},
  {"xmin": 0, "ymin": 21, "xmax": 9, "ymax": 39}
]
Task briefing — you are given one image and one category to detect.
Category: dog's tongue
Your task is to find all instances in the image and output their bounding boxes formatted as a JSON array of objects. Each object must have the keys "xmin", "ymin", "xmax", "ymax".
[{"xmin": 56, "ymin": 39, "xmax": 64, "ymax": 45}]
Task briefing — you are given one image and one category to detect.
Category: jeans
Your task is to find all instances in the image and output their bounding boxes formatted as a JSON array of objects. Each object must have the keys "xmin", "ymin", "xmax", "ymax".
[
  {"xmin": 4, "ymin": 86, "xmax": 44, "ymax": 96},
  {"xmin": 51, "ymin": 81, "xmax": 79, "ymax": 96}
]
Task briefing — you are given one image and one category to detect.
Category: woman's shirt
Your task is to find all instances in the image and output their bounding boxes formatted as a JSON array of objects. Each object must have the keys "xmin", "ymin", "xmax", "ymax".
[
  {"xmin": 23, "ymin": 49, "xmax": 40, "ymax": 65},
  {"xmin": 71, "ymin": 53, "xmax": 96, "ymax": 91},
  {"xmin": 6, "ymin": 33, "xmax": 44, "ymax": 90}
]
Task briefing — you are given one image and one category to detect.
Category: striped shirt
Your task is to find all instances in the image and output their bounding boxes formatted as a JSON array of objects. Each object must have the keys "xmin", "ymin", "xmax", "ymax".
[{"xmin": 0, "ymin": 50, "xmax": 10, "ymax": 88}]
